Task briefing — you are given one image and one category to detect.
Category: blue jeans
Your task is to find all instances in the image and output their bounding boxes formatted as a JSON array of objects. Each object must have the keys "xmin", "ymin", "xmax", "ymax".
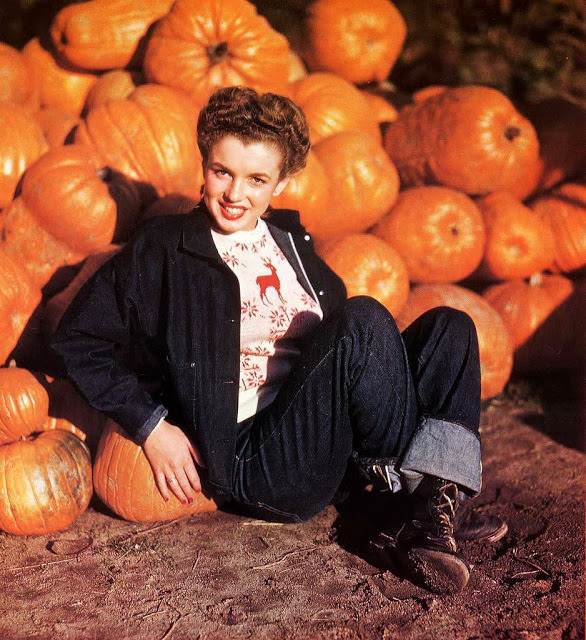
[{"xmin": 231, "ymin": 297, "xmax": 482, "ymax": 523}]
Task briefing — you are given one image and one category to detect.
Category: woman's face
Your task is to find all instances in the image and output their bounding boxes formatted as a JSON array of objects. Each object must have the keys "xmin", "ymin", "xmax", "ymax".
[{"xmin": 202, "ymin": 135, "xmax": 290, "ymax": 234}]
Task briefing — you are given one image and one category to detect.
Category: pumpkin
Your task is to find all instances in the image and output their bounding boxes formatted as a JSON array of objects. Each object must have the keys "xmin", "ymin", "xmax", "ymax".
[
  {"xmin": 311, "ymin": 129, "xmax": 399, "ymax": 240},
  {"xmin": 290, "ymin": 72, "xmax": 381, "ymax": 145},
  {"xmin": 503, "ymin": 155, "xmax": 544, "ymax": 201},
  {"xmin": 476, "ymin": 191, "xmax": 555, "ymax": 281},
  {"xmin": 50, "ymin": 0, "xmax": 174, "ymax": 70},
  {"xmin": 0, "ymin": 197, "xmax": 86, "ymax": 289},
  {"xmin": 20, "ymin": 145, "xmax": 120, "ymax": 254},
  {"xmin": 383, "ymin": 85, "xmax": 540, "ymax": 195},
  {"xmin": 482, "ymin": 273, "xmax": 574, "ymax": 351},
  {"xmin": 411, "ymin": 85, "xmax": 448, "ymax": 103},
  {"xmin": 143, "ymin": 0, "xmax": 291, "ymax": 108},
  {"xmin": 288, "ymin": 49, "xmax": 308, "ymax": 83},
  {"xmin": 0, "ymin": 367, "xmax": 49, "ymax": 445},
  {"xmin": 0, "ymin": 429, "xmax": 92, "ymax": 535},
  {"xmin": 34, "ymin": 107, "xmax": 80, "ymax": 149},
  {"xmin": 21, "ymin": 38, "xmax": 98, "ymax": 117},
  {"xmin": 271, "ymin": 149, "xmax": 329, "ymax": 238},
  {"xmin": 530, "ymin": 182, "xmax": 586, "ymax": 274},
  {"xmin": 94, "ymin": 420, "xmax": 217, "ymax": 522},
  {"xmin": 302, "ymin": 0, "xmax": 406, "ymax": 85},
  {"xmin": 372, "ymin": 186, "xmax": 486, "ymax": 284},
  {"xmin": 396, "ymin": 283, "xmax": 514, "ymax": 400},
  {"xmin": 0, "ymin": 252, "xmax": 43, "ymax": 365},
  {"xmin": 0, "ymin": 42, "xmax": 39, "ymax": 112},
  {"xmin": 0, "ymin": 104, "xmax": 48, "ymax": 210},
  {"xmin": 84, "ymin": 69, "xmax": 142, "ymax": 112},
  {"xmin": 318, "ymin": 233, "xmax": 409, "ymax": 317},
  {"xmin": 75, "ymin": 84, "xmax": 203, "ymax": 201}
]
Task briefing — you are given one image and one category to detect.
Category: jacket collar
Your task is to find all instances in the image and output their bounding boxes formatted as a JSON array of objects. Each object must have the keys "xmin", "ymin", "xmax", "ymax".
[{"xmin": 180, "ymin": 201, "xmax": 304, "ymax": 260}]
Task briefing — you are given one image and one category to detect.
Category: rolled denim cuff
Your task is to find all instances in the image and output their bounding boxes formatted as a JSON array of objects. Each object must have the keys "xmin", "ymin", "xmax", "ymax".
[
  {"xmin": 134, "ymin": 404, "xmax": 168, "ymax": 446},
  {"xmin": 399, "ymin": 417, "xmax": 482, "ymax": 495}
]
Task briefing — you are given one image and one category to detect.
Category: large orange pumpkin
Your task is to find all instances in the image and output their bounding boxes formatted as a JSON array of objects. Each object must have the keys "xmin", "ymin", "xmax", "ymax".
[
  {"xmin": 271, "ymin": 149, "xmax": 329, "ymax": 237},
  {"xmin": 0, "ymin": 105, "xmax": 48, "ymax": 210},
  {"xmin": 0, "ymin": 42, "xmax": 39, "ymax": 112},
  {"xmin": 318, "ymin": 233, "xmax": 409, "ymax": 317},
  {"xmin": 50, "ymin": 0, "xmax": 174, "ymax": 70},
  {"xmin": 383, "ymin": 85, "xmax": 540, "ymax": 195},
  {"xmin": 530, "ymin": 182, "xmax": 586, "ymax": 274},
  {"xmin": 143, "ymin": 0, "xmax": 291, "ymax": 108},
  {"xmin": 302, "ymin": 0, "xmax": 406, "ymax": 85},
  {"xmin": 75, "ymin": 84, "xmax": 203, "ymax": 201},
  {"xmin": 94, "ymin": 420, "xmax": 217, "ymax": 522},
  {"xmin": 289, "ymin": 72, "xmax": 381, "ymax": 145},
  {"xmin": 21, "ymin": 38, "xmax": 98, "ymax": 117},
  {"xmin": 396, "ymin": 283, "xmax": 514, "ymax": 400},
  {"xmin": 0, "ymin": 429, "xmax": 92, "ymax": 535},
  {"xmin": 372, "ymin": 186, "xmax": 486, "ymax": 284},
  {"xmin": 476, "ymin": 191, "xmax": 555, "ymax": 281},
  {"xmin": 312, "ymin": 129, "xmax": 399, "ymax": 240},
  {"xmin": 482, "ymin": 273, "xmax": 574, "ymax": 351},
  {"xmin": 0, "ymin": 252, "xmax": 43, "ymax": 365}
]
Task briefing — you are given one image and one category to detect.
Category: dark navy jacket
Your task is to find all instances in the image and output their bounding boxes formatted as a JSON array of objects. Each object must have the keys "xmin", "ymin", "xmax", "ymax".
[{"xmin": 52, "ymin": 202, "xmax": 346, "ymax": 498}]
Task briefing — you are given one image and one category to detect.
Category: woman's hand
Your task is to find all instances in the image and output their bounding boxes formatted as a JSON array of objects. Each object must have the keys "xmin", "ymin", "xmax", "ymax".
[{"xmin": 142, "ymin": 419, "xmax": 203, "ymax": 504}]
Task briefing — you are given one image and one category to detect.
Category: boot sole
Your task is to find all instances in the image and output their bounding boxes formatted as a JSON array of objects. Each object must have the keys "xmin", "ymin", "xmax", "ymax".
[{"xmin": 391, "ymin": 546, "xmax": 470, "ymax": 595}]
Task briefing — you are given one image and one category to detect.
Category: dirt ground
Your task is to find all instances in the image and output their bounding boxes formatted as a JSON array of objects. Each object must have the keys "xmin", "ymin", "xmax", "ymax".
[{"xmin": 0, "ymin": 372, "xmax": 583, "ymax": 640}]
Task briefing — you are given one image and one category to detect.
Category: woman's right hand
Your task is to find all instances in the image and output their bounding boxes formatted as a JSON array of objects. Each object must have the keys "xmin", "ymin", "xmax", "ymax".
[{"xmin": 142, "ymin": 419, "xmax": 203, "ymax": 504}]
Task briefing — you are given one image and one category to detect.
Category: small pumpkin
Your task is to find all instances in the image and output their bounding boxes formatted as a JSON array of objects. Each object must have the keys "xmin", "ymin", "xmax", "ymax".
[
  {"xmin": 530, "ymin": 182, "xmax": 586, "ymax": 274},
  {"xmin": 318, "ymin": 233, "xmax": 410, "ymax": 317},
  {"xmin": 0, "ymin": 42, "xmax": 39, "ymax": 112},
  {"xmin": 50, "ymin": 0, "xmax": 174, "ymax": 70},
  {"xmin": 290, "ymin": 72, "xmax": 381, "ymax": 145},
  {"xmin": 0, "ymin": 429, "xmax": 92, "ymax": 535},
  {"xmin": 360, "ymin": 91, "xmax": 399, "ymax": 125},
  {"xmin": 302, "ymin": 0, "xmax": 406, "ymax": 85},
  {"xmin": 482, "ymin": 273, "xmax": 574, "ymax": 350},
  {"xmin": 0, "ymin": 104, "xmax": 48, "ymax": 209},
  {"xmin": 143, "ymin": 0, "xmax": 291, "ymax": 108},
  {"xmin": 93, "ymin": 420, "xmax": 217, "ymax": 522},
  {"xmin": 75, "ymin": 84, "xmax": 203, "ymax": 201},
  {"xmin": 84, "ymin": 69, "xmax": 142, "ymax": 112},
  {"xmin": 34, "ymin": 107, "xmax": 80, "ymax": 149},
  {"xmin": 312, "ymin": 129, "xmax": 399, "ymax": 240},
  {"xmin": 383, "ymin": 85, "xmax": 540, "ymax": 195},
  {"xmin": 372, "ymin": 186, "xmax": 486, "ymax": 284},
  {"xmin": 396, "ymin": 283, "xmax": 514, "ymax": 400},
  {"xmin": 21, "ymin": 37, "xmax": 98, "ymax": 117},
  {"xmin": 0, "ymin": 251, "xmax": 43, "ymax": 365},
  {"xmin": 476, "ymin": 191, "xmax": 555, "ymax": 281}
]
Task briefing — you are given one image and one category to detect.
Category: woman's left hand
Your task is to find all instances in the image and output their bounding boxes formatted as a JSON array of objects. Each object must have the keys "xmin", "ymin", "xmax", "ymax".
[{"xmin": 142, "ymin": 419, "xmax": 204, "ymax": 504}]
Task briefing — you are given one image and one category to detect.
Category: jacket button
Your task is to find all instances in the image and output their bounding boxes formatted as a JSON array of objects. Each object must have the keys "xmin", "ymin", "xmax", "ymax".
[
  {"xmin": 304, "ymin": 234, "xmax": 311, "ymax": 241},
  {"xmin": 318, "ymin": 290, "xmax": 325, "ymax": 296}
]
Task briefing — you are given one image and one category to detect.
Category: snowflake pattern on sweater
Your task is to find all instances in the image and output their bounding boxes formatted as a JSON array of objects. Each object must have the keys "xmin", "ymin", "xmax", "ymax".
[{"xmin": 212, "ymin": 219, "xmax": 323, "ymax": 421}]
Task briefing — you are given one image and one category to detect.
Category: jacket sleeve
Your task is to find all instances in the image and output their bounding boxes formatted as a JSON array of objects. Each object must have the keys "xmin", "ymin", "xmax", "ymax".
[{"xmin": 51, "ymin": 238, "xmax": 168, "ymax": 445}]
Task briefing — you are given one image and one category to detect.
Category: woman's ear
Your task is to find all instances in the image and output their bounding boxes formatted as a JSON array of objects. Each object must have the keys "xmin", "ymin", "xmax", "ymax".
[{"xmin": 273, "ymin": 177, "xmax": 290, "ymax": 196}]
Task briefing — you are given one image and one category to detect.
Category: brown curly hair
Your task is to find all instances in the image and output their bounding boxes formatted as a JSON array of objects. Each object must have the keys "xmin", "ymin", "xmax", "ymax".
[{"xmin": 197, "ymin": 86, "xmax": 310, "ymax": 180}]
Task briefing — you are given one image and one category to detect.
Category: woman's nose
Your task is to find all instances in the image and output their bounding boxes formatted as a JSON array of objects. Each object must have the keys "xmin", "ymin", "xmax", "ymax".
[{"xmin": 225, "ymin": 178, "xmax": 244, "ymax": 202}]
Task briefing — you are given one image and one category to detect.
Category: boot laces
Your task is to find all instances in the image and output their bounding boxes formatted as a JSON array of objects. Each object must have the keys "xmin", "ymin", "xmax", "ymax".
[{"xmin": 433, "ymin": 481, "xmax": 458, "ymax": 549}]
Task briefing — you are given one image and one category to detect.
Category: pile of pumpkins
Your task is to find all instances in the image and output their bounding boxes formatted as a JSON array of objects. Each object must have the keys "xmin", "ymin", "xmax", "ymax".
[{"xmin": 0, "ymin": 0, "xmax": 583, "ymax": 535}]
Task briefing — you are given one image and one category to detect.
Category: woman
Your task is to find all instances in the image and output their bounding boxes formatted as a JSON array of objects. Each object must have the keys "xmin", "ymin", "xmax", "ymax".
[{"xmin": 53, "ymin": 86, "xmax": 503, "ymax": 595}]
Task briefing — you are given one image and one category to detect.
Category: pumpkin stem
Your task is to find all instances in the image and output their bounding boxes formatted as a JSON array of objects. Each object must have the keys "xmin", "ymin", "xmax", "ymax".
[
  {"xmin": 96, "ymin": 167, "xmax": 112, "ymax": 182},
  {"xmin": 207, "ymin": 42, "xmax": 229, "ymax": 65},
  {"xmin": 504, "ymin": 125, "xmax": 521, "ymax": 141}
]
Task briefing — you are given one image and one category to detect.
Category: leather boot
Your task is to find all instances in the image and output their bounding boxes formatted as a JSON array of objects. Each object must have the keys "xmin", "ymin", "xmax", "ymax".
[{"xmin": 371, "ymin": 476, "xmax": 470, "ymax": 595}]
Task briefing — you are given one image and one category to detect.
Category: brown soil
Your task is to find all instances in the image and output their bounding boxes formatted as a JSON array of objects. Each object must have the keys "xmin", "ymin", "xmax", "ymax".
[{"xmin": 0, "ymin": 374, "xmax": 584, "ymax": 640}]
